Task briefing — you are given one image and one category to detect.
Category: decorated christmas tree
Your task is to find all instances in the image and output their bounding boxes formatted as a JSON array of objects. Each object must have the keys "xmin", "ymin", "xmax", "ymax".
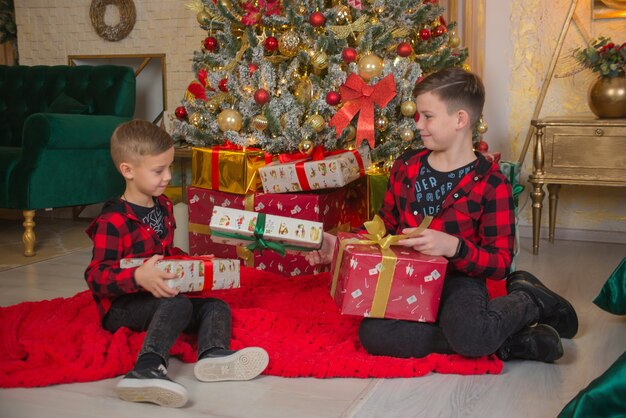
[{"xmin": 173, "ymin": 0, "xmax": 469, "ymax": 164}]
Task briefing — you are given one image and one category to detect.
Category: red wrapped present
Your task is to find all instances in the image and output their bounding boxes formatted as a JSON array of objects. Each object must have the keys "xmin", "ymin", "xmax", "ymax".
[
  {"xmin": 330, "ymin": 216, "xmax": 448, "ymax": 322},
  {"xmin": 187, "ymin": 181, "xmax": 368, "ymax": 276}
]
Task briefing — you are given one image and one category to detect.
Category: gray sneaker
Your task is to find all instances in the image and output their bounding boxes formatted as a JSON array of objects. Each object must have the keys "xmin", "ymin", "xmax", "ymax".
[
  {"xmin": 194, "ymin": 347, "xmax": 269, "ymax": 382},
  {"xmin": 115, "ymin": 364, "xmax": 188, "ymax": 408}
]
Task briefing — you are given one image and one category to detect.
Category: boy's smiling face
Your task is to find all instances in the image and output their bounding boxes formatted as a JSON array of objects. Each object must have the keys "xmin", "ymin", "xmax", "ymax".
[
  {"xmin": 415, "ymin": 91, "xmax": 464, "ymax": 152},
  {"xmin": 124, "ymin": 147, "xmax": 175, "ymax": 201}
]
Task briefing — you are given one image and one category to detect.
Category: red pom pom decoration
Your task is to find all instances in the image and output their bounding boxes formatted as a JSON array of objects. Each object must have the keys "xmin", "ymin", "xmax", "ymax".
[
  {"xmin": 419, "ymin": 28, "xmax": 431, "ymax": 41},
  {"xmin": 175, "ymin": 106, "xmax": 187, "ymax": 119},
  {"xmin": 325, "ymin": 91, "xmax": 341, "ymax": 106},
  {"xmin": 248, "ymin": 63, "xmax": 258, "ymax": 75},
  {"xmin": 341, "ymin": 47, "xmax": 358, "ymax": 63},
  {"xmin": 203, "ymin": 36, "xmax": 218, "ymax": 52},
  {"xmin": 264, "ymin": 36, "xmax": 278, "ymax": 52},
  {"xmin": 433, "ymin": 25, "xmax": 447, "ymax": 37},
  {"xmin": 254, "ymin": 88, "xmax": 270, "ymax": 105},
  {"xmin": 475, "ymin": 140, "xmax": 489, "ymax": 152},
  {"xmin": 396, "ymin": 42, "xmax": 413, "ymax": 57},
  {"xmin": 218, "ymin": 78, "xmax": 228, "ymax": 92},
  {"xmin": 309, "ymin": 11, "xmax": 326, "ymax": 27}
]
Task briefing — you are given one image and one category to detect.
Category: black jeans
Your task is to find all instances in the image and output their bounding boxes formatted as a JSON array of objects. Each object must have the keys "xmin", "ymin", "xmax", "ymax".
[
  {"xmin": 103, "ymin": 293, "xmax": 231, "ymax": 365},
  {"xmin": 358, "ymin": 273, "xmax": 540, "ymax": 358}
]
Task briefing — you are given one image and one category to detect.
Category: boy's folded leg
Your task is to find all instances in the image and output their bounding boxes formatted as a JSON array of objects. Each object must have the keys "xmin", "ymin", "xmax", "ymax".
[
  {"xmin": 194, "ymin": 347, "xmax": 269, "ymax": 382},
  {"xmin": 506, "ymin": 270, "xmax": 578, "ymax": 339},
  {"xmin": 115, "ymin": 364, "xmax": 188, "ymax": 408}
]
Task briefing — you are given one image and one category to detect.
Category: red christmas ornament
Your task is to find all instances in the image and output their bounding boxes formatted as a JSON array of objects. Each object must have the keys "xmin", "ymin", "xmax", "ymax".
[
  {"xmin": 248, "ymin": 63, "xmax": 258, "ymax": 75},
  {"xmin": 218, "ymin": 78, "xmax": 228, "ymax": 92},
  {"xmin": 433, "ymin": 25, "xmax": 447, "ymax": 37},
  {"xmin": 254, "ymin": 88, "xmax": 270, "ymax": 105},
  {"xmin": 396, "ymin": 42, "xmax": 413, "ymax": 57},
  {"xmin": 264, "ymin": 36, "xmax": 278, "ymax": 52},
  {"xmin": 309, "ymin": 11, "xmax": 326, "ymax": 27},
  {"xmin": 414, "ymin": 111, "xmax": 420, "ymax": 123},
  {"xmin": 325, "ymin": 91, "xmax": 341, "ymax": 106},
  {"xmin": 203, "ymin": 36, "xmax": 218, "ymax": 52},
  {"xmin": 419, "ymin": 28, "xmax": 431, "ymax": 41},
  {"xmin": 341, "ymin": 47, "xmax": 358, "ymax": 63},
  {"xmin": 475, "ymin": 140, "xmax": 489, "ymax": 152},
  {"xmin": 175, "ymin": 106, "xmax": 187, "ymax": 119}
]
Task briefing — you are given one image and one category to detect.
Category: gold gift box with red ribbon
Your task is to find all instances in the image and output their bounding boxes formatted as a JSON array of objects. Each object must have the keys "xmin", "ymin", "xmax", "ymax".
[
  {"xmin": 330, "ymin": 216, "xmax": 448, "ymax": 322},
  {"xmin": 192, "ymin": 145, "xmax": 268, "ymax": 195}
]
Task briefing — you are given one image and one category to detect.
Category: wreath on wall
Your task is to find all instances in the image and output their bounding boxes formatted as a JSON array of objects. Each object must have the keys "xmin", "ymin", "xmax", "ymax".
[{"xmin": 90, "ymin": 0, "xmax": 136, "ymax": 42}]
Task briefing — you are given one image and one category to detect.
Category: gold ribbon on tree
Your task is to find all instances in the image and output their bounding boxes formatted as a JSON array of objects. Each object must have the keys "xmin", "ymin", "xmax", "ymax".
[
  {"xmin": 330, "ymin": 215, "xmax": 432, "ymax": 318},
  {"xmin": 329, "ymin": 73, "xmax": 397, "ymax": 149}
]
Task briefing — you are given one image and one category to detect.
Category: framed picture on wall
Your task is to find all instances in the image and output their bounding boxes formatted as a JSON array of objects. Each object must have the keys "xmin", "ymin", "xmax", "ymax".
[
  {"xmin": 68, "ymin": 53, "xmax": 167, "ymax": 124},
  {"xmin": 592, "ymin": 0, "xmax": 626, "ymax": 20}
]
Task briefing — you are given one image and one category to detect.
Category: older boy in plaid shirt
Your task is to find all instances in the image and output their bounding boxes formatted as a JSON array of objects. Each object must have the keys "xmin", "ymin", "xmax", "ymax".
[{"xmin": 308, "ymin": 68, "xmax": 577, "ymax": 362}]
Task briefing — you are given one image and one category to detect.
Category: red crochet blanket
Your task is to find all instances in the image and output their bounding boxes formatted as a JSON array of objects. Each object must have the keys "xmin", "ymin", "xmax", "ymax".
[{"xmin": 0, "ymin": 269, "xmax": 504, "ymax": 388}]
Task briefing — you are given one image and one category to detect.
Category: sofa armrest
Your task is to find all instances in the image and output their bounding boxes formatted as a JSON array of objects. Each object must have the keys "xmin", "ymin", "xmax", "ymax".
[{"xmin": 22, "ymin": 113, "xmax": 131, "ymax": 151}]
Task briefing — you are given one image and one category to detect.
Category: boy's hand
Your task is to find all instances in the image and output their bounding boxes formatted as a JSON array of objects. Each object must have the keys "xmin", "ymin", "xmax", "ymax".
[
  {"xmin": 305, "ymin": 232, "xmax": 337, "ymax": 266},
  {"xmin": 134, "ymin": 255, "xmax": 179, "ymax": 298},
  {"xmin": 397, "ymin": 228, "xmax": 459, "ymax": 258}
]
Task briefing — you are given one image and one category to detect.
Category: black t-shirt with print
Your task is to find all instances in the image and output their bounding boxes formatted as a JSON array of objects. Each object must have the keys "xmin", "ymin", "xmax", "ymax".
[
  {"xmin": 126, "ymin": 198, "xmax": 166, "ymax": 239},
  {"xmin": 414, "ymin": 154, "xmax": 475, "ymax": 217}
]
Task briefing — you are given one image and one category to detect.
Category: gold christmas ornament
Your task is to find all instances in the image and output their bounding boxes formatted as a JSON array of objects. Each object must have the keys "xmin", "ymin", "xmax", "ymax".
[
  {"xmin": 401, "ymin": 128, "xmax": 415, "ymax": 142},
  {"xmin": 252, "ymin": 114, "xmax": 268, "ymax": 131},
  {"xmin": 278, "ymin": 29, "xmax": 300, "ymax": 57},
  {"xmin": 293, "ymin": 77, "xmax": 314, "ymax": 106},
  {"xmin": 344, "ymin": 125, "xmax": 356, "ymax": 141},
  {"xmin": 373, "ymin": 6, "xmax": 385, "ymax": 15},
  {"xmin": 311, "ymin": 51, "xmax": 329, "ymax": 71},
  {"xmin": 448, "ymin": 29, "xmax": 461, "ymax": 48},
  {"xmin": 462, "ymin": 63, "xmax": 472, "ymax": 72},
  {"xmin": 375, "ymin": 115, "xmax": 389, "ymax": 132},
  {"xmin": 370, "ymin": 16, "xmax": 379, "ymax": 25},
  {"xmin": 188, "ymin": 112, "xmax": 203, "ymax": 127},
  {"xmin": 476, "ymin": 117, "xmax": 488, "ymax": 134},
  {"xmin": 217, "ymin": 109, "xmax": 243, "ymax": 132},
  {"xmin": 335, "ymin": 6, "xmax": 352, "ymax": 24},
  {"xmin": 298, "ymin": 139, "xmax": 315, "ymax": 155},
  {"xmin": 358, "ymin": 54, "xmax": 384, "ymax": 81},
  {"xmin": 297, "ymin": 5, "xmax": 308, "ymax": 15},
  {"xmin": 306, "ymin": 114, "xmax": 326, "ymax": 133},
  {"xmin": 196, "ymin": 10, "xmax": 211, "ymax": 26},
  {"xmin": 400, "ymin": 101, "xmax": 417, "ymax": 117}
]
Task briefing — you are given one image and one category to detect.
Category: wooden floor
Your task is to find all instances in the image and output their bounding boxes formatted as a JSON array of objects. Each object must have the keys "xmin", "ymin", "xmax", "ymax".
[{"xmin": 1, "ymin": 220, "xmax": 625, "ymax": 417}]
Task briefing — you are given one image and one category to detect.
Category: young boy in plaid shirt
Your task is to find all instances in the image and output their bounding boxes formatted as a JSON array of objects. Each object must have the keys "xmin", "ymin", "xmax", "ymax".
[
  {"xmin": 85, "ymin": 120, "xmax": 268, "ymax": 408},
  {"xmin": 308, "ymin": 68, "xmax": 577, "ymax": 362}
]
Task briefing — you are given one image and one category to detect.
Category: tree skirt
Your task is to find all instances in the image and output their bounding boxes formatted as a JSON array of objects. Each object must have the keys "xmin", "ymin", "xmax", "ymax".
[{"xmin": 0, "ymin": 269, "xmax": 505, "ymax": 388}]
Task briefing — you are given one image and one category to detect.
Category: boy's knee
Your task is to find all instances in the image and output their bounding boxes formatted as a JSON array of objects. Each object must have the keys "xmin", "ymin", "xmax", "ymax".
[
  {"xmin": 358, "ymin": 318, "xmax": 383, "ymax": 354},
  {"xmin": 163, "ymin": 295, "xmax": 193, "ymax": 318},
  {"xmin": 443, "ymin": 324, "xmax": 500, "ymax": 357}
]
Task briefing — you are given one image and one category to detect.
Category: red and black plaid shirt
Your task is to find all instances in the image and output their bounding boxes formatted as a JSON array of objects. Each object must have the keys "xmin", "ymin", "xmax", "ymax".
[
  {"xmin": 84, "ymin": 195, "xmax": 185, "ymax": 319},
  {"xmin": 365, "ymin": 149, "xmax": 515, "ymax": 280}
]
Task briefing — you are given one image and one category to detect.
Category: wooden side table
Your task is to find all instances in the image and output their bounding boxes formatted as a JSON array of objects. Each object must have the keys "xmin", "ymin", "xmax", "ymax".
[{"xmin": 529, "ymin": 117, "xmax": 626, "ymax": 254}]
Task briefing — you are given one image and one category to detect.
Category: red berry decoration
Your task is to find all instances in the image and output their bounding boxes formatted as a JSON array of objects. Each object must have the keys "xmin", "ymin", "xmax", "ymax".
[
  {"xmin": 264, "ymin": 36, "xmax": 278, "ymax": 52},
  {"xmin": 203, "ymin": 36, "xmax": 218, "ymax": 52},
  {"xmin": 248, "ymin": 63, "xmax": 259, "ymax": 75},
  {"xmin": 309, "ymin": 11, "xmax": 326, "ymax": 27},
  {"xmin": 475, "ymin": 140, "xmax": 489, "ymax": 152},
  {"xmin": 254, "ymin": 88, "xmax": 270, "ymax": 105},
  {"xmin": 396, "ymin": 42, "xmax": 413, "ymax": 57},
  {"xmin": 175, "ymin": 106, "xmax": 187, "ymax": 119},
  {"xmin": 325, "ymin": 91, "xmax": 341, "ymax": 106},
  {"xmin": 218, "ymin": 78, "xmax": 228, "ymax": 92},
  {"xmin": 341, "ymin": 47, "xmax": 358, "ymax": 63},
  {"xmin": 419, "ymin": 28, "xmax": 431, "ymax": 41},
  {"xmin": 433, "ymin": 25, "xmax": 447, "ymax": 37}
]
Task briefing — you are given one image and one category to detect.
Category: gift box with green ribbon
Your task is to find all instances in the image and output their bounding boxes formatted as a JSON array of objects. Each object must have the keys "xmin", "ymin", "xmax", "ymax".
[
  {"xmin": 330, "ymin": 216, "xmax": 448, "ymax": 322},
  {"xmin": 209, "ymin": 206, "xmax": 324, "ymax": 256}
]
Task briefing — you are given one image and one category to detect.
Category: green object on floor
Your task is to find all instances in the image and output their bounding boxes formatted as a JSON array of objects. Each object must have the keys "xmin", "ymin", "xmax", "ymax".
[{"xmin": 593, "ymin": 257, "xmax": 626, "ymax": 315}]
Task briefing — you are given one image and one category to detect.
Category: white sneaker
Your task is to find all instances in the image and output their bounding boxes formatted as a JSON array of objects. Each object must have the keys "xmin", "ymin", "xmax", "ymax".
[
  {"xmin": 194, "ymin": 347, "xmax": 269, "ymax": 382},
  {"xmin": 115, "ymin": 364, "xmax": 188, "ymax": 408}
]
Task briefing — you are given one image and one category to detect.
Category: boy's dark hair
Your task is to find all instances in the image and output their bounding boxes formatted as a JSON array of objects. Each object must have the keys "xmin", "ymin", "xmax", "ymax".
[
  {"xmin": 413, "ymin": 67, "xmax": 485, "ymax": 127},
  {"xmin": 110, "ymin": 120, "xmax": 174, "ymax": 171}
]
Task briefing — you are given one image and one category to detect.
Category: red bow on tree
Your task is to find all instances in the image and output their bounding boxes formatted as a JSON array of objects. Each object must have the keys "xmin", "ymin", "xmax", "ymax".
[{"xmin": 329, "ymin": 73, "xmax": 397, "ymax": 149}]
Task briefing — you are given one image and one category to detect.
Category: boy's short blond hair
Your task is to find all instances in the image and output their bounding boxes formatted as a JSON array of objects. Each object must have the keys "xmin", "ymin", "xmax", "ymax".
[
  {"xmin": 413, "ymin": 67, "xmax": 485, "ymax": 127},
  {"xmin": 110, "ymin": 120, "xmax": 174, "ymax": 171}
]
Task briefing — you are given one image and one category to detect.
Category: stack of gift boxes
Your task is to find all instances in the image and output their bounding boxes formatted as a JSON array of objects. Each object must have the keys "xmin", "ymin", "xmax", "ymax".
[{"xmin": 187, "ymin": 145, "xmax": 370, "ymax": 277}]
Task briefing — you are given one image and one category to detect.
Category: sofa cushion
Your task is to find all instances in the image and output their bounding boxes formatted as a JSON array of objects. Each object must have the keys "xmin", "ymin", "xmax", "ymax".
[
  {"xmin": 0, "ymin": 147, "xmax": 21, "ymax": 207},
  {"xmin": 48, "ymin": 92, "xmax": 91, "ymax": 114}
]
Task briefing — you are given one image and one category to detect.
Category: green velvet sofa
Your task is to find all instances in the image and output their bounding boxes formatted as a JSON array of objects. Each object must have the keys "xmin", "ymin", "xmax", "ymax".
[{"xmin": 0, "ymin": 65, "xmax": 136, "ymax": 256}]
